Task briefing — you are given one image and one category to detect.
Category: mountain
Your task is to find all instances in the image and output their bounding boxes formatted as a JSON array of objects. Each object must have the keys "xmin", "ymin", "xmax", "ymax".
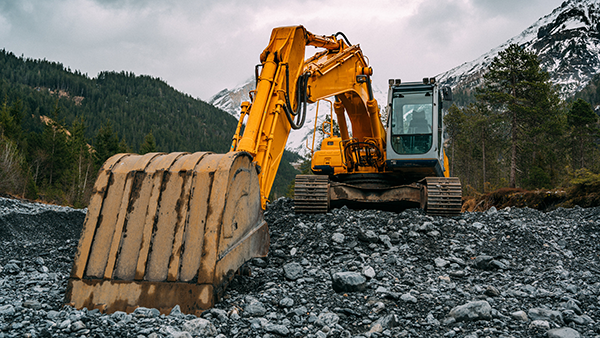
[
  {"xmin": 438, "ymin": 0, "xmax": 600, "ymax": 98},
  {"xmin": 0, "ymin": 49, "xmax": 238, "ymax": 154}
]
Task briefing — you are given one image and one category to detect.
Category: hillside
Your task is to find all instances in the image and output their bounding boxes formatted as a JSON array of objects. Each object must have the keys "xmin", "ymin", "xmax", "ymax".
[
  {"xmin": 0, "ymin": 49, "xmax": 236, "ymax": 153},
  {"xmin": 0, "ymin": 49, "xmax": 297, "ymax": 202}
]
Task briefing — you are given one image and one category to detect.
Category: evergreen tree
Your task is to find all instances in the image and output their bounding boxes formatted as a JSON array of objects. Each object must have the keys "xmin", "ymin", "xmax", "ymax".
[
  {"xmin": 40, "ymin": 101, "xmax": 71, "ymax": 191},
  {"xmin": 139, "ymin": 131, "xmax": 157, "ymax": 154},
  {"xmin": 68, "ymin": 117, "xmax": 93, "ymax": 206},
  {"xmin": 94, "ymin": 120, "xmax": 123, "ymax": 167},
  {"xmin": 476, "ymin": 44, "xmax": 562, "ymax": 188},
  {"xmin": 567, "ymin": 98, "xmax": 599, "ymax": 170}
]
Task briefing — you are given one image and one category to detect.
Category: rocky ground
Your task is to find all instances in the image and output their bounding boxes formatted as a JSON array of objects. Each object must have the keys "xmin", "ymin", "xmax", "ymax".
[{"xmin": 0, "ymin": 196, "xmax": 599, "ymax": 338}]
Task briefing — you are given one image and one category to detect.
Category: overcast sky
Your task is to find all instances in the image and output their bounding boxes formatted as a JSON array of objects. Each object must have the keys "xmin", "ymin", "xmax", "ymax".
[{"xmin": 0, "ymin": 0, "xmax": 565, "ymax": 101}]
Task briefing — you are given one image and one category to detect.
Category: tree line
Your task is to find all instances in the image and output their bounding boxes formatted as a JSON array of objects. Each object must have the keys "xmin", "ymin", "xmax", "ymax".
[
  {"xmin": 0, "ymin": 49, "xmax": 299, "ymax": 205},
  {"xmin": 446, "ymin": 44, "xmax": 600, "ymax": 194}
]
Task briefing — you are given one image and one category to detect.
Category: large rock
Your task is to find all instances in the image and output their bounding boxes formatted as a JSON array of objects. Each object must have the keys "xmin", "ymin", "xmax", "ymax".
[
  {"xmin": 448, "ymin": 301, "xmax": 492, "ymax": 322},
  {"xmin": 182, "ymin": 318, "xmax": 217, "ymax": 336},
  {"xmin": 331, "ymin": 271, "xmax": 366, "ymax": 292},
  {"xmin": 528, "ymin": 307, "xmax": 563, "ymax": 324},
  {"xmin": 0, "ymin": 304, "xmax": 15, "ymax": 316},
  {"xmin": 547, "ymin": 327, "xmax": 581, "ymax": 338},
  {"xmin": 283, "ymin": 262, "xmax": 303, "ymax": 280},
  {"xmin": 265, "ymin": 323, "xmax": 290, "ymax": 335},
  {"xmin": 244, "ymin": 301, "xmax": 267, "ymax": 317}
]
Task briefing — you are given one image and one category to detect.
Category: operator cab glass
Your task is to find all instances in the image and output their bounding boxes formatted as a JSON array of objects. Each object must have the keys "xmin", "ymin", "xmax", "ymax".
[{"xmin": 390, "ymin": 90, "xmax": 433, "ymax": 154}]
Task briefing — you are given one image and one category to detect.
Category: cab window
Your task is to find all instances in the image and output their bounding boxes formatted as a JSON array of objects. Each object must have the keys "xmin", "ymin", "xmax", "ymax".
[{"xmin": 390, "ymin": 91, "xmax": 433, "ymax": 154}]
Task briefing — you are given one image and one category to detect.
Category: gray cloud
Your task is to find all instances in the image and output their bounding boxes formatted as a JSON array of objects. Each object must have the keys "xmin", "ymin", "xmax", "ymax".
[{"xmin": 0, "ymin": 0, "xmax": 564, "ymax": 100}]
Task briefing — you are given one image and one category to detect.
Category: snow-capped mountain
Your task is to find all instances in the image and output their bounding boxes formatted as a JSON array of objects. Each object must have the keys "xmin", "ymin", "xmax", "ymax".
[
  {"xmin": 438, "ymin": 0, "xmax": 600, "ymax": 97},
  {"xmin": 209, "ymin": 79, "xmax": 387, "ymax": 157}
]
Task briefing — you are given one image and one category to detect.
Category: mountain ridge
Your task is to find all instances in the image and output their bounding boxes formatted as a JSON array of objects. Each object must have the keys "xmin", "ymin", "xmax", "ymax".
[{"xmin": 437, "ymin": 0, "xmax": 600, "ymax": 98}]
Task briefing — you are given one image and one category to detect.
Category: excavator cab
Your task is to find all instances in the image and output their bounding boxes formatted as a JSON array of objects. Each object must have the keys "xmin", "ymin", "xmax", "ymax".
[{"xmin": 386, "ymin": 78, "xmax": 452, "ymax": 180}]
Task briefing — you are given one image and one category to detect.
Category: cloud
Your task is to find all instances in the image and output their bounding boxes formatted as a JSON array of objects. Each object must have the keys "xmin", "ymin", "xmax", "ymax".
[{"xmin": 0, "ymin": 0, "xmax": 565, "ymax": 100}]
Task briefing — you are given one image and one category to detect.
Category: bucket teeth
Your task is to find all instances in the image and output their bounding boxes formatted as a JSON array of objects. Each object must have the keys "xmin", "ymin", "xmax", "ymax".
[{"xmin": 66, "ymin": 151, "xmax": 269, "ymax": 315}]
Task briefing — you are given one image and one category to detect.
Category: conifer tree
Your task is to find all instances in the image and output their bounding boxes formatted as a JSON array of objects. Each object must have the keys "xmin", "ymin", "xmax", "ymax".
[
  {"xmin": 139, "ymin": 131, "xmax": 157, "ymax": 154},
  {"xmin": 68, "ymin": 117, "xmax": 93, "ymax": 206},
  {"xmin": 567, "ymin": 98, "xmax": 599, "ymax": 169},
  {"xmin": 476, "ymin": 44, "xmax": 562, "ymax": 188}
]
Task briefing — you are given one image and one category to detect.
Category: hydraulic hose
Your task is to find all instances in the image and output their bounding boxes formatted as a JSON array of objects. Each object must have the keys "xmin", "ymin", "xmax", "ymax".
[{"xmin": 283, "ymin": 67, "xmax": 310, "ymax": 130}]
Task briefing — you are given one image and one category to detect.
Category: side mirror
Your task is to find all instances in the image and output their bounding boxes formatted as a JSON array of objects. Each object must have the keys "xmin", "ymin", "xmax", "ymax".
[{"xmin": 442, "ymin": 86, "xmax": 453, "ymax": 101}]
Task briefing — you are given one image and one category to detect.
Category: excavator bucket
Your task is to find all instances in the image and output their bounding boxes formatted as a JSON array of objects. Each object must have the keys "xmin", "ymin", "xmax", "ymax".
[{"xmin": 65, "ymin": 151, "xmax": 269, "ymax": 316}]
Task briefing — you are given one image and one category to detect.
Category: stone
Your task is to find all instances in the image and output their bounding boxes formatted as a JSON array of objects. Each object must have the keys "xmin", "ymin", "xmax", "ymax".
[
  {"xmin": 358, "ymin": 230, "xmax": 379, "ymax": 243},
  {"xmin": 283, "ymin": 262, "xmax": 303, "ymax": 280},
  {"xmin": 169, "ymin": 305, "xmax": 183, "ymax": 317},
  {"xmin": 244, "ymin": 301, "xmax": 267, "ymax": 317},
  {"xmin": 473, "ymin": 256, "xmax": 505, "ymax": 270},
  {"xmin": 510, "ymin": 310, "xmax": 528, "ymax": 322},
  {"xmin": 471, "ymin": 222, "xmax": 485, "ymax": 229},
  {"xmin": 547, "ymin": 328, "xmax": 582, "ymax": 338},
  {"xmin": 111, "ymin": 311, "xmax": 132, "ymax": 323},
  {"xmin": 426, "ymin": 313, "xmax": 440, "ymax": 326},
  {"xmin": 362, "ymin": 266, "xmax": 376, "ymax": 279},
  {"xmin": 435, "ymin": 257, "xmax": 449, "ymax": 268},
  {"xmin": 448, "ymin": 300, "xmax": 492, "ymax": 322},
  {"xmin": 332, "ymin": 233, "xmax": 345, "ymax": 243},
  {"xmin": 279, "ymin": 297, "xmax": 294, "ymax": 307},
  {"xmin": 265, "ymin": 323, "xmax": 290, "ymax": 335},
  {"xmin": 22, "ymin": 300, "xmax": 42, "ymax": 310},
  {"xmin": 4, "ymin": 263, "xmax": 20, "ymax": 274},
  {"xmin": 331, "ymin": 271, "xmax": 366, "ymax": 292},
  {"xmin": 375, "ymin": 314, "xmax": 400, "ymax": 329},
  {"xmin": 528, "ymin": 307, "xmax": 563, "ymax": 324},
  {"xmin": 70, "ymin": 321, "xmax": 86, "ymax": 331},
  {"xmin": 59, "ymin": 319, "xmax": 71, "ymax": 329},
  {"xmin": 0, "ymin": 304, "xmax": 15, "ymax": 316},
  {"xmin": 182, "ymin": 318, "xmax": 217, "ymax": 336},
  {"xmin": 205, "ymin": 308, "xmax": 228, "ymax": 322},
  {"xmin": 565, "ymin": 299, "xmax": 582, "ymax": 315},
  {"xmin": 401, "ymin": 293, "xmax": 417, "ymax": 303},
  {"xmin": 318, "ymin": 312, "xmax": 340, "ymax": 326},
  {"xmin": 133, "ymin": 307, "xmax": 160, "ymax": 318},
  {"xmin": 484, "ymin": 285, "xmax": 500, "ymax": 297},
  {"xmin": 529, "ymin": 320, "xmax": 550, "ymax": 330}
]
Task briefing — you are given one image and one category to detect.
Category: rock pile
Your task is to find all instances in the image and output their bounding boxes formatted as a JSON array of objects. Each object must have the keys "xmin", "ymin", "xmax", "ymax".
[{"xmin": 0, "ymin": 196, "xmax": 599, "ymax": 337}]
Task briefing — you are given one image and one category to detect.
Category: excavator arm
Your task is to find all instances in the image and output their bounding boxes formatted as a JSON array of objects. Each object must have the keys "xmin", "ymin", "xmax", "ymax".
[
  {"xmin": 65, "ymin": 25, "xmax": 382, "ymax": 316},
  {"xmin": 231, "ymin": 25, "xmax": 385, "ymax": 208}
]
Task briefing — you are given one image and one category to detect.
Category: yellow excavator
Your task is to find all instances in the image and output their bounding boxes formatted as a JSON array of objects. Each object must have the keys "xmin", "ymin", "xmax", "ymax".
[{"xmin": 65, "ymin": 25, "xmax": 461, "ymax": 316}]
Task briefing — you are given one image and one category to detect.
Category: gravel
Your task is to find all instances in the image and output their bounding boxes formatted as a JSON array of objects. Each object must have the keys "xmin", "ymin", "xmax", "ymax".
[{"xmin": 1, "ymin": 196, "xmax": 600, "ymax": 337}]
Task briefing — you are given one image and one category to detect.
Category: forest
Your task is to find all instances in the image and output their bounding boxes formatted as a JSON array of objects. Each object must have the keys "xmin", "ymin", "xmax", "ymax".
[
  {"xmin": 0, "ymin": 49, "xmax": 299, "ymax": 206},
  {"xmin": 445, "ymin": 44, "xmax": 600, "ymax": 198}
]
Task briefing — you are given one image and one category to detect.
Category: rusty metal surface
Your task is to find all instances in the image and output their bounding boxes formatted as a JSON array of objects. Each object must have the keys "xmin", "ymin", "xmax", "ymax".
[
  {"xmin": 66, "ymin": 151, "xmax": 269, "ymax": 315},
  {"xmin": 424, "ymin": 177, "xmax": 462, "ymax": 216}
]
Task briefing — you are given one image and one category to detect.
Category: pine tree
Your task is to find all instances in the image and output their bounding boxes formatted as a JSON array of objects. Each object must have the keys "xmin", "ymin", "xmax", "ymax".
[
  {"xmin": 139, "ymin": 131, "xmax": 157, "ymax": 154},
  {"xmin": 476, "ymin": 44, "xmax": 562, "ymax": 188},
  {"xmin": 68, "ymin": 117, "xmax": 93, "ymax": 206},
  {"xmin": 567, "ymin": 98, "xmax": 599, "ymax": 169},
  {"xmin": 94, "ymin": 120, "xmax": 122, "ymax": 167}
]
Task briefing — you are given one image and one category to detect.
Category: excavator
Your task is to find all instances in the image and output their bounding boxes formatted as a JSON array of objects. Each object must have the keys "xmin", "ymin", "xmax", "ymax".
[{"xmin": 65, "ymin": 25, "xmax": 461, "ymax": 316}]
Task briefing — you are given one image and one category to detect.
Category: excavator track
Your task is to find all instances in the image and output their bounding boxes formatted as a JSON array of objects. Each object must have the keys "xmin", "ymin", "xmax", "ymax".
[
  {"xmin": 294, "ymin": 175, "xmax": 329, "ymax": 213},
  {"xmin": 424, "ymin": 177, "xmax": 462, "ymax": 216}
]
